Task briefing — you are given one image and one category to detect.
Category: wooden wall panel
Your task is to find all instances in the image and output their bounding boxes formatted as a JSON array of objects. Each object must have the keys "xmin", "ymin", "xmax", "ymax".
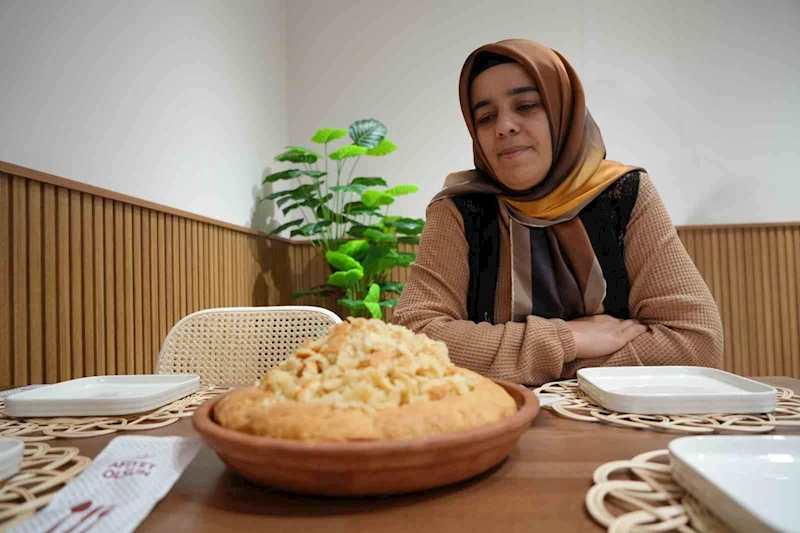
[{"xmin": 1, "ymin": 160, "xmax": 798, "ymax": 387}]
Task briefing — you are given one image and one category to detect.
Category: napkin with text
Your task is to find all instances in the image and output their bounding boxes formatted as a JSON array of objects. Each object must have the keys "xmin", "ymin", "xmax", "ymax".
[{"xmin": 10, "ymin": 436, "xmax": 202, "ymax": 533}]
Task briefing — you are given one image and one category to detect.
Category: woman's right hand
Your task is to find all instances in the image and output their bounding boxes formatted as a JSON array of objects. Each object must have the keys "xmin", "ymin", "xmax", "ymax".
[{"xmin": 566, "ymin": 315, "xmax": 649, "ymax": 359}]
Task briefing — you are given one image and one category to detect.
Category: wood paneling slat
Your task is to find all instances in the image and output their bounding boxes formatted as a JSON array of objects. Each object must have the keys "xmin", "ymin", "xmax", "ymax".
[
  {"xmin": 114, "ymin": 202, "xmax": 125, "ymax": 375},
  {"xmin": 793, "ymin": 228, "xmax": 800, "ymax": 377},
  {"xmin": 157, "ymin": 213, "xmax": 167, "ymax": 347},
  {"xmin": 124, "ymin": 205, "xmax": 135, "ymax": 374},
  {"xmin": 81, "ymin": 194, "xmax": 95, "ymax": 377},
  {"xmin": 179, "ymin": 217, "xmax": 187, "ymax": 320},
  {"xmin": 43, "ymin": 184, "xmax": 58, "ymax": 382},
  {"xmin": 57, "ymin": 188, "xmax": 71, "ymax": 381},
  {"xmin": 786, "ymin": 229, "xmax": 800, "ymax": 378},
  {"xmin": 165, "ymin": 215, "xmax": 174, "ymax": 331},
  {"xmin": 777, "ymin": 228, "xmax": 792, "ymax": 379},
  {"xmin": 149, "ymin": 211, "xmax": 160, "ymax": 371},
  {"xmin": 172, "ymin": 215, "xmax": 180, "ymax": 323},
  {"xmin": 143, "ymin": 211, "xmax": 153, "ymax": 373},
  {"xmin": 93, "ymin": 197, "xmax": 106, "ymax": 376},
  {"xmin": 28, "ymin": 182, "xmax": 43, "ymax": 384},
  {"xmin": 761, "ymin": 229, "xmax": 776, "ymax": 375},
  {"xmin": 199, "ymin": 223, "xmax": 207, "ymax": 311},
  {"xmin": 752, "ymin": 230, "xmax": 768, "ymax": 375},
  {"xmin": 104, "ymin": 199, "xmax": 116, "ymax": 375},
  {"xmin": 133, "ymin": 206, "xmax": 144, "ymax": 375},
  {"xmin": 733, "ymin": 229, "xmax": 750, "ymax": 377},
  {"xmin": 12, "ymin": 177, "xmax": 28, "ymax": 385},
  {"xmin": 726, "ymin": 230, "xmax": 741, "ymax": 375},
  {"xmin": 0, "ymin": 174, "xmax": 9, "ymax": 388},
  {"xmin": 69, "ymin": 190, "xmax": 83, "ymax": 379},
  {"xmin": 744, "ymin": 229, "xmax": 759, "ymax": 377},
  {"xmin": 190, "ymin": 220, "xmax": 198, "ymax": 313}
]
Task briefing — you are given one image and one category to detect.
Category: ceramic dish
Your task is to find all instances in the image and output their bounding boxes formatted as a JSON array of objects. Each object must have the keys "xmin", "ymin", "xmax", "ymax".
[
  {"xmin": 4, "ymin": 374, "xmax": 200, "ymax": 417},
  {"xmin": 577, "ymin": 366, "xmax": 776, "ymax": 414},
  {"xmin": 670, "ymin": 435, "xmax": 800, "ymax": 533}
]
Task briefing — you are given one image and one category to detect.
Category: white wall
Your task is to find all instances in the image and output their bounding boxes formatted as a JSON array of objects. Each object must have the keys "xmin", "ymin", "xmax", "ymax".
[
  {"xmin": 286, "ymin": 0, "xmax": 800, "ymax": 226},
  {"xmin": 0, "ymin": 0, "xmax": 287, "ymax": 229}
]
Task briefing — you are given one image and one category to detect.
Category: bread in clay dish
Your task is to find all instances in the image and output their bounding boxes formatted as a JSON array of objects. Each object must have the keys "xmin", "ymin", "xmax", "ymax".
[{"xmin": 214, "ymin": 317, "xmax": 517, "ymax": 441}]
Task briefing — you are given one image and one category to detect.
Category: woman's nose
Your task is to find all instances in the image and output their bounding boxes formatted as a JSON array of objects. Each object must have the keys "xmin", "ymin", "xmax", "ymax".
[{"xmin": 496, "ymin": 114, "xmax": 519, "ymax": 138}]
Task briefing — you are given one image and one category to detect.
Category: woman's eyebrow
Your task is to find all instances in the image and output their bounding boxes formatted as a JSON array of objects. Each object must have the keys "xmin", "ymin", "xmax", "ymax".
[{"xmin": 472, "ymin": 86, "xmax": 539, "ymax": 113}]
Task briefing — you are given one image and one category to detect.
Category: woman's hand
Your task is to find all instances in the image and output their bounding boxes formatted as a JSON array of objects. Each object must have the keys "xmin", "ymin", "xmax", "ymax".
[{"xmin": 566, "ymin": 315, "xmax": 649, "ymax": 359}]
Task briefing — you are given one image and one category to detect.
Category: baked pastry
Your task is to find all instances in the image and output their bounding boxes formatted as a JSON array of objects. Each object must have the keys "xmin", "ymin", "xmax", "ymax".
[{"xmin": 214, "ymin": 317, "xmax": 517, "ymax": 441}]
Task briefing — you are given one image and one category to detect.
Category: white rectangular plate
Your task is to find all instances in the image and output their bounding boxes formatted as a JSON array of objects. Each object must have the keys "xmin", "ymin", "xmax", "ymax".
[
  {"xmin": 577, "ymin": 366, "xmax": 776, "ymax": 414},
  {"xmin": 670, "ymin": 436, "xmax": 800, "ymax": 533},
  {"xmin": 0, "ymin": 438, "xmax": 24, "ymax": 481},
  {"xmin": 4, "ymin": 375, "xmax": 199, "ymax": 417}
]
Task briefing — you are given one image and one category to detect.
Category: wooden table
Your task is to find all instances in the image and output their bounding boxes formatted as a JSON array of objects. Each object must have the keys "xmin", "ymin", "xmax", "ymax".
[{"xmin": 52, "ymin": 377, "xmax": 800, "ymax": 533}]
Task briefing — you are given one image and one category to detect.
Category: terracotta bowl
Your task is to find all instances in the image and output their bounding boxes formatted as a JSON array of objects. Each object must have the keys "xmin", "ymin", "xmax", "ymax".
[{"xmin": 192, "ymin": 379, "xmax": 540, "ymax": 496}]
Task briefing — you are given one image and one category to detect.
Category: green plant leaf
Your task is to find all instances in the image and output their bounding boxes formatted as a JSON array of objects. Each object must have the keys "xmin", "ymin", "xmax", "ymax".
[
  {"xmin": 379, "ymin": 299, "xmax": 399, "ymax": 308},
  {"xmin": 337, "ymin": 298, "xmax": 364, "ymax": 310},
  {"xmin": 348, "ymin": 119, "xmax": 387, "ymax": 149},
  {"xmin": 364, "ymin": 228, "xmax": 396, "ymax": 243},
  {"xmin": 338, "ymin": 239, "xmax": 369, "ymax": 258},
  {"xmin": 267, "ymin": 219, "xmax": 304, "ymax": 237},
  {"xmin": 398, "ymin": 236, "xmax": 421, "ymax": 245},
  {"xmin": 290, "ymin": 220, "xmax": 332, "ymax": 237},
  {"xmin": 395, "ymin": 252, "xmax": 416, "ymax": 267},
  {"xmin": 311, "ymin": 128, "xmax": 348, "ymax": 144},
  {"xmin": 315, "ymin": 205, "xmax": 348, "ymax": 224},
  {"xmin": 343, "ymin": 202, "xmax": 380, "ymax": 216},
  {"xmin": 302, "ymin": 170, "xmax": 327, "ymax": 179},
  {"xmin": 378, "ymin": 281, "xmax": 405, "ymax": 294},
  {"xmin": 327, "ymin": 268, "xmax": 364, "ymax": 287},
  {"xmin": 385, "ymin": 185, "xmax": 419, "ymax": 197},
  {"xmin": 263, "ymin": 169, "xmax": 302, "ymax": 183},
  {"xmin": 365, "ymin": 138, "xmax": 397, "ymax": 157},
  {"xmin": 276, "ymin": 196, "xmax": 294, "ymax": 208},
  {"xmin": 361, "ymin": 190, "xmax": 395, "ymax": 208},
  {"xmin": 382, "ymin": 216, "xmax": 401, "ymax": 224},
  {"xmin": 394, "ymin": 217, "xmax": 425, "ymax": 235},
  {"xmin": 330, "ymin": 184, "xmax": 368, "ymax": 196},
  {"xmin": 364, "ymin": 283, "xmax": 380, "ymax": 303},
  {"xmin": 361, "ymin": 246, "xmax": 392, "ymax": 276},
  {"xmin": 282, "ymin": 202, "xmax": 306, "ymax": 215},
  {"xmin": 264, "ymin": 189, "xmax": 294, "ymax": 201},
  {"xmin": 326, "ymin": 251, "xmax": 363, "ymax": 272},
  {"xmin": 287, "ymin": 184, "xmax": 319, "ymax": 200},
  {"xmin": 329, "ymin": 145, "xmax": 368, "ymax": 160},
  {"xmin": 351, "ymin": 177, "xmax": 387, "ymax": 187},
  {"xmin": 285, "ymin": 146, "xmax": 322, "ymax": 158},
  {"xmin": 282, "ymin": 193, "xmax": 333, "ymax": 215},
  {"xmin": 293, "ymin": 284, "xmax": 335, "ymax": 299},
  {"xmin": 263, "ymin": 170, "xmax": 326, "ymax": 184},
  {"xmin": 275, "ymin": 148, "xmax": 319, "ymax": 164},
  {"xmin": 364, "ymin": 301, "xmax": 382, "ymax": 319}
]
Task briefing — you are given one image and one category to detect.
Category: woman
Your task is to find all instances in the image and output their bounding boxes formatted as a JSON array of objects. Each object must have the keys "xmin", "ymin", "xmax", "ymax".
[{"xmin": 393, "ymin": 39, "xmax": 723, "ymax": 386}]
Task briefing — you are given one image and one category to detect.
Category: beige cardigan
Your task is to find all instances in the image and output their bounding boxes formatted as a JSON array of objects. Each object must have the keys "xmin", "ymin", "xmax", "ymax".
[{"xmin": 393, "ymin": 173, "xmax": 723, "ymax": 386}]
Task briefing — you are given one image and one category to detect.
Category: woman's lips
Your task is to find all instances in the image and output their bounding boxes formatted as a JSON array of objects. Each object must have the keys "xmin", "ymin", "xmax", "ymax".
[{"xmin": 498, "ymin": 147, "xmax": 530, "ymax": 159}]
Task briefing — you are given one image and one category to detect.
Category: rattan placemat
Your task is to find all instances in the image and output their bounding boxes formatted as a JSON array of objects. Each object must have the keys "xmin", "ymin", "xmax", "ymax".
[
  {"xmin": 0, "ymin": 385, "xmax": 232, "ymax": 441},
  {"xmin": 586, "ymin": 449, "xmax": 733, "ymax": 533},
  {"xmin": 0, "ymin": 441, "xmax": 92, "ymax": 531},
  {"xmin": 533, "ymin": 379, "xmax": 800, "ymax": 434}
]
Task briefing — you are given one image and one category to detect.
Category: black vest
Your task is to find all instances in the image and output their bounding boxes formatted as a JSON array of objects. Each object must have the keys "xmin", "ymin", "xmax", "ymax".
[{"xmin": 452, "ymin": 171, "xmax": 641, "ymax": 324}]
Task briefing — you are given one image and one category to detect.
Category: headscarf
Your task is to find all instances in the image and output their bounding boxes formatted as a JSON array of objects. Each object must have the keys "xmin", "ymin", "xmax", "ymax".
[{"xmin": 432, "ymin": 39, "xmax": 641, "ymax": 321}]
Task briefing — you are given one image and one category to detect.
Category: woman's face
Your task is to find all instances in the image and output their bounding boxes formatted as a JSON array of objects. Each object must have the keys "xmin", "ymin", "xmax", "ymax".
[{"xmin": 470, "ymin": 62, "xmax": 553, "ymax": 191}]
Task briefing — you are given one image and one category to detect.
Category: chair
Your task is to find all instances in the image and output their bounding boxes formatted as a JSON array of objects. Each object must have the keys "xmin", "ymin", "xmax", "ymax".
[{"xmin": 155, "ymin": 306, "xmax": 341, "ymax": 385}]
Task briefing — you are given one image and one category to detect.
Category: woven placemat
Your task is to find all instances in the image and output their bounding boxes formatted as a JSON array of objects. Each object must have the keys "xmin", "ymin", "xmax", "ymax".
[
  {"xmin": 586, "ymin": 449, "xmax": 732, "ymax": 533},
  {"xmin": 0, "ymin": 385, "xmax": 232, "ymax": 442},
  {"xmin": 533, "ymin": 379, "xmax": 800, "ymax": 434},
  {"xmin": 0, "ymin": 441, "xmax": 92, "ymax": 531}
]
